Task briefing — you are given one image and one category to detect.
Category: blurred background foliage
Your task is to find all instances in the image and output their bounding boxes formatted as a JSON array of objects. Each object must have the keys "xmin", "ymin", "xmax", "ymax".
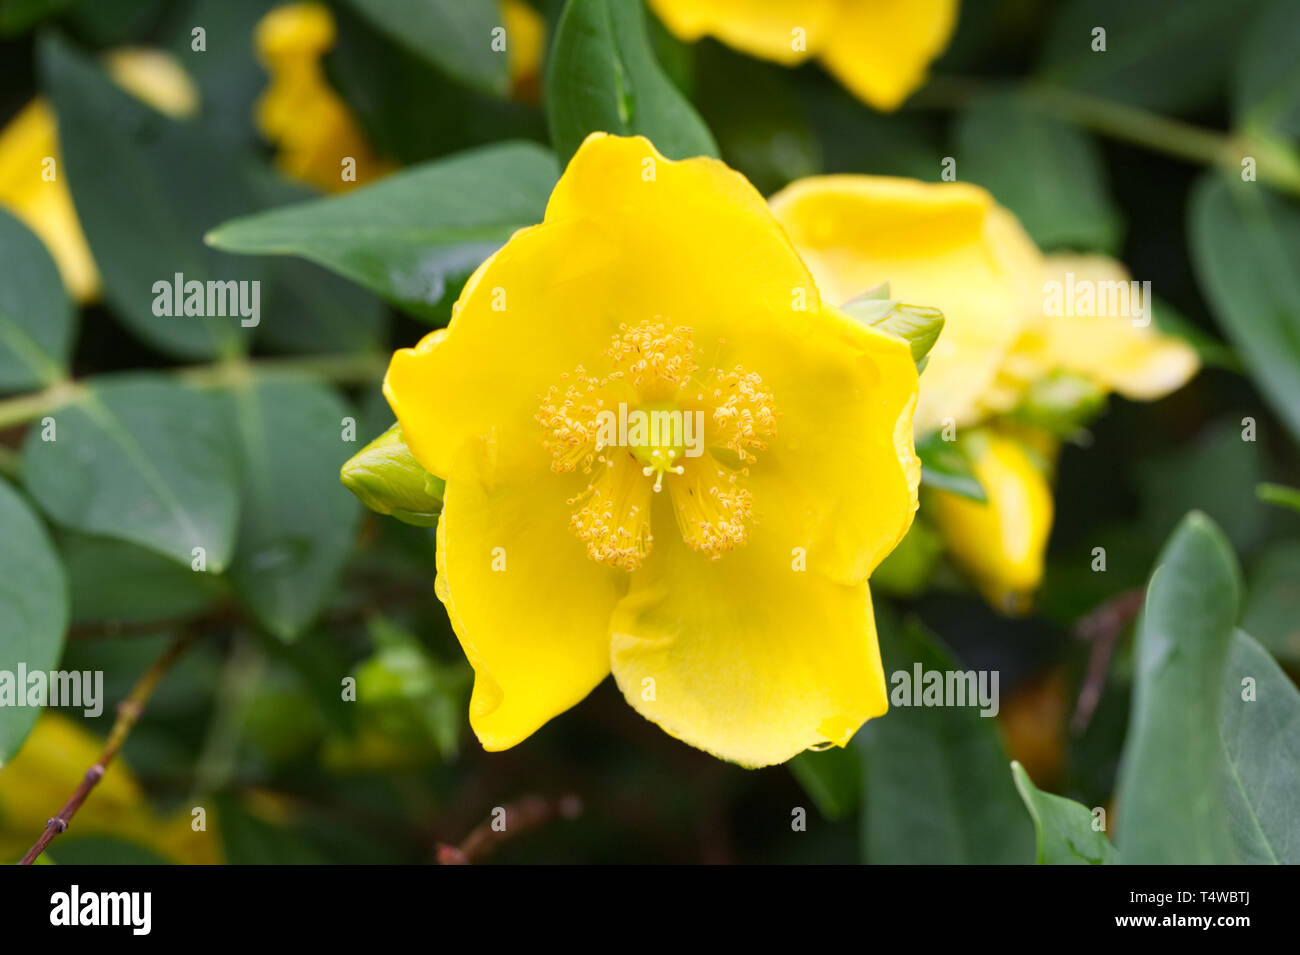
[{"xmin": 0, "ymin": 0, "xmax": 1298, "ymax": 864}]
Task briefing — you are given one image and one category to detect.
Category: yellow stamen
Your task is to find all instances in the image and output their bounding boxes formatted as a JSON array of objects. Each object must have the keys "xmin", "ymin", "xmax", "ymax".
[{"xmin": 539, "ymin": 320, "xmax": 776, "ymax": 568}]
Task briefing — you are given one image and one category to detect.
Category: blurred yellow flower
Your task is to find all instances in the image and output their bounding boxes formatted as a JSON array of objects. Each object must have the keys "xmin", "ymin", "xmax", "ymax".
[
  {"xmin": 254, "ymin": 2, "xmax": 392, "ymax": 193},
  {"xmin": 771, "ymin": 175, "xmax": 1199, "ymax": 611},
  {"xmin": 0, "ymin": 714, "xmax": 220, "ymax": 865},
  {"xmin": 0, "ymin": 49, "xmax": 197, "ymax": 304},
  {"xmin": 649, "ymin": 0, "xmax": 958, "ymax": 111},
  {"xmin": 383, "ymin": 134, "xmax": 922, "ymax": 767},
  {"xmin": 503, "ymin": 0, "xmax": 546, "ymax": 101}
]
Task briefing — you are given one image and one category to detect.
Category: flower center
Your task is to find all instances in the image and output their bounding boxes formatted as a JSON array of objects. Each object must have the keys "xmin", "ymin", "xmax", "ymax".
[{"xmin": 536, "ymin": 320, "xmax": 778, "ymax": 571}]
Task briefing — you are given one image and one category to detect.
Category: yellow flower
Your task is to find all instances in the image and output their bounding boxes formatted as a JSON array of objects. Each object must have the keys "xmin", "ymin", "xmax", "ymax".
[
  {"xmin": 0, "ymin": 49, "xmax": 197, "ymax": 304},
  {"xmin": 0, "ymin": 714, "xmax": 221, "ymax": 864},
  {"xmin": 927, "ymin": 429, "xmax": 1054, "ymax": 613},
  {"xmin": 648, "ymin": 0, "xmax": 958, "ymax": 111},
  {"xmin": 770, "ymin": 175, "xmax": 1199, "ymax": 611},
  {"xmin": 503, "ymin": 0, "xmax": 546, "ymax": 101},
  {"xmin": 254, "ymin": 2, "xmax": 392, "ymax": 193},
  {"xmin": 383, "ymin": 134, "xmax": 922, "ymax": 767}
]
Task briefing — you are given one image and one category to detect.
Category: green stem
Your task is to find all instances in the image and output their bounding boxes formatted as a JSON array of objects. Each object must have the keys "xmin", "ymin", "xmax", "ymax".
[
  {"xmin": 913, "ymin": 76, "xmax": 1300, "ymax": 197},
  {"xmin": 0, "ymin": 352, "xmax": 386, "ymax": 431}
]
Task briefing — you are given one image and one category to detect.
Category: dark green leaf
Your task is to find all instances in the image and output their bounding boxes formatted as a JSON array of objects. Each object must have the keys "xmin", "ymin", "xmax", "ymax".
[
  {"xmin": 338, "ymin": 0, "xmax": 509, "ymax": 95},
  {"xmin": 225, "ymin": 377, "xmax": 362, "ymax": 640},
  {"xmin": 40, "ymin": 33, "xmax": 264, "ymax": 358},
  {"xmin": 956, "ymin": 92, "xmax": 1120, "ymax": 253},
  {"xmin": 1234, "ymin": 0, "xmax": 1300, "ymax": 142},
  {"xmin": 0, "ymin": 206, "xmax": 75, "ymax": 391},
  {"xmin": 1039, "ymin": 0, "xmax": 1267, "ymax": 116},
  {"xmin": 0, "ymin": 480, "xmax": 68, "ymax": 763},
  {"xmin": 206, "ymin": 142, "xmax": 557, "ymax": 321},
  {"xmin": 546, "ymin": 0, "xmax": 718, "ymax": 164},
  {"xmin": 1114, "ymin": 512, "xmax": 1240, "ymax": 864},
  {"xmin": 856, "ymin": 614, "xmax": 1033, "ymax": 864},
  {"xmin": 59, "ymin": 531, "xmax": 223, "ymax": 625},
  {"xmin": 1189, "ymin": 174, "xmax": 1300, "ymax": 444},
  {"xmin": 788, "ymin": 746, "xmax": 859, "ymax": 822},
  {"xmin": 21, "ymin": 374, "xmax": 241, "ymax": 570},
  {"xmin": 1011, "ymin": 761, "xmax": 1116, "ymax": 864},
  {"xmin": 1218, "ymin": 629, "xmax": 1300, "ymax": 864}
]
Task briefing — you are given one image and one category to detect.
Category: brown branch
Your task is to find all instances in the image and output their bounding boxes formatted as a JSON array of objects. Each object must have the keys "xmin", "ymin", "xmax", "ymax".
[
  {"xmin": 436, "ymin": 794, "xmax": 583, "ymax": 865},
  {"xmin": 18, "ymin": 633, "xmax": 197, "ymax": 865},
  {"xmin": 1070, "ymin": 587, "xmax": 1145, "ymax": 734}
]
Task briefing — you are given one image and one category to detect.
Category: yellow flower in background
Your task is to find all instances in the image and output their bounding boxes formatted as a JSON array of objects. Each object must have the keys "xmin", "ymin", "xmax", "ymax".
[
  {"xmin": 648, "ymin": 0, "xmax": 958, "ymax": 111},
  {"xmin": 383, "ymin": 134, "xmax": 922, "ymax": 767},
  {"xmin": 255, "ymin": 2, "xmax": 391, "ymax": 193},
  {"xmin": 0, "ymin": 49, "xmax": 197, "ymax": 304},
  {"xmin": 770, "ymin": 175, "xmax": 1199, "ymax": 612},
  {"xmin": 0, "ymin": 714, "xmax": 220, "ymax": 865},
  {"xmin": 504, "ymin": 0, "xmax": 546, "ymax": 101}
]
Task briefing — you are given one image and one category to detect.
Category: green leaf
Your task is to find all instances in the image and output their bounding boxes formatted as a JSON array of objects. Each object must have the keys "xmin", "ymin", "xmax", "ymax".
[
  {"xmin": 0, "ymin": 480, "xmax": 68, "ymax": 763},
  {"xmin": 841, "ymin": 293, "xmax": 945, "ymax": 365},
  {"xmin": 1234, "ymin": 0, "xmax": 1300, "ymax": 143},
  {"xmin": 1011, "ymin": 761, "xmax": 1116, "ymax": 865},
  {"xmin": 546, "ymin": 0, "xmax": 718, "ymax": 165},
  {"xmin": 206, "ymin": 142, "xmax": 558, "ymax": 321},
  {"xmin": 1190, "ymin": 174, "xmax": 1300, "ymax": 443},
  {"xmin": 1039, "ymin": 0, "xmax": 1268, "ymax": 116},
  {"xmin": 856, "ymin": 613, "xmax": 1033, "ymax": 864},
  {"xmin": 338, "ymin": 0, "xmax": 508, "ymax": 95},
  {"xmin": 1256, "ymin": 482, "xmax": 1300, "ymax": 515},
  {"xmin": 916, "ymin": 431, "xmax": 986, "ymax": 502},
  {"xmin": 250, "ymin": 173, "xmax": 389, "ymax": 355},
  {"xmin": 1114, "ymin": 512, "xmax": 1240, "ymax": 864},
  {"xmin": 39, "ymin": 32, "xmax": 263, "ymax": 358},
  {"xmin": 1218, "ymin": 629, "xmax": 1300, "ymax": 864},
  {"xmin": 59, "ymin": 531, "xmax": 222, "ymax": 625},
  {"xmin": 956, "ymin": 92, "xmax": 1121, "ymax": 253},
  {"xmin": 0, "ymin": 207, "xmax": 75, "ymax": 391},
  {"xmin": 225, "ymin": 377, "xmax": 362, "ymax": 640},
  {"xmin": 1240, "ymin": 539, "xmax": 1300, "ymax": 663},
  {"xmin": 788, "ymin": 746, "xmax": 859, "ymax": 822},
  {"xmin": 21, "ymin": 374, "xmax": 241, "ymax": 570},
  {"xmin": 340, "ymin": 423, "xmax": 445, "ymax": 527}
]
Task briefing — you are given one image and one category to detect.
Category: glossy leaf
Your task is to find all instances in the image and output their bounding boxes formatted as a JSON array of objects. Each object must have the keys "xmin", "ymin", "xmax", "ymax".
[
  {"xmin": 0, "ymin": 207, "xmax": 75, "ymax": 391},
  {"xmin": 225, "ymin": 377, "xmax": 362, "ymax": 640},
  {"xmin": 21, "ymin": 374, "xmax": 241, "ymax": 570},
  {"xmin": 1114, "ymin": 512, "xmax": 1240, "ymax": 864},
  {"xmin": 1190, "ymin": 174, "xmax": 1300, "ymax": 443},
  {"xmin": 207, "ymin": 142, "xmax": 557, "ymax": 321},
  {"xmin": 1011, "ymin": 761, "xmax": 1116, "ymax": 865},
  {"xmin": 1218, "ymin": 630, "xmax": 1300, "ymax": 863},
  {"xmin": 546, "ymin": 0, "xmax": 718, "ymax": 164},
  {"xmin": 0, "ymin": 481, "xmax": 68, "ymax": 763}
]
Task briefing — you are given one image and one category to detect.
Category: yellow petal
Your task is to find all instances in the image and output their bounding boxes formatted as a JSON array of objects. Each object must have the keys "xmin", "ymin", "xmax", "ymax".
[
  {"xmin": 1038, "ymin": 254, "xmax": 1200, "ymax": 400},
  {"xmin": 254, "ymin": 2, "xmax": 390, "ymax": 192},
  {"xmin": 928, "ymin": 430, "xmax": 1054, "ymax": 614},
  {"xmin": 503, "ymin": 0, "xmax": 546, "ymax": 100},
  {"xmin": 0, "ymin": 100, "xmax": 99, "ymax": 303},
  {"xmin": 104, "ymin": 48, "xmax": 199, "ymax": 119},
  {"xmin": 610, "ymin": 526, "xmax": 888, "ymax": 768},
  {"xmin": 818, "ymin": 0, "xmax": 959, "ymax": 111},
  {"xmin": 435, "ymin": 432, "xmax": 623, "ymax": 750},
  {"xmin": 647, "ymin": 0, "xmax": 841, "ymax": 65},
  {"xmin": 770, "ymin": 175, "xmax": 1041, "ymax": 435}
]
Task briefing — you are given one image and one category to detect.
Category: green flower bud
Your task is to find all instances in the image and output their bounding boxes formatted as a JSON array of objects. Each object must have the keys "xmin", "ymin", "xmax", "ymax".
[
  {"xmin": 841, "ymin": 289, "xmax": 945, "ymax": 366},
  {"xmin": 340, "ymin": 423, "xmax": 445, "ymax": 526}
]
